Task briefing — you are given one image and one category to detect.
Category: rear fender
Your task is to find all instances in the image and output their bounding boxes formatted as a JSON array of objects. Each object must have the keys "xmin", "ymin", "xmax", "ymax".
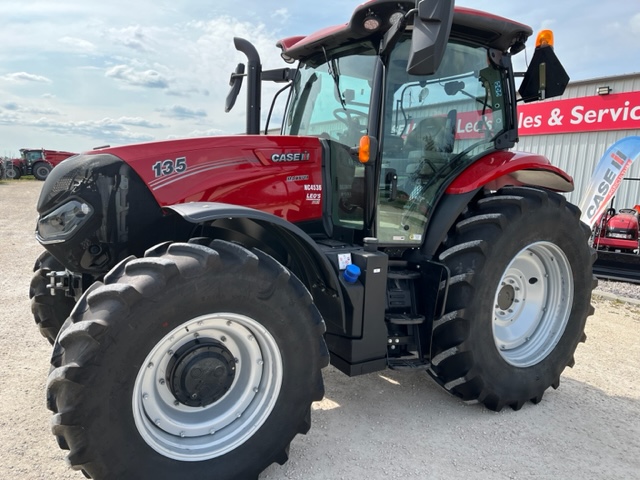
[
  {"xmin": 167, "ymin": 202, "xmax": 345, "ymax": 328},
  {"xmin": 446, "ymin": 150, "xmax": 574, "ymax": 194}
]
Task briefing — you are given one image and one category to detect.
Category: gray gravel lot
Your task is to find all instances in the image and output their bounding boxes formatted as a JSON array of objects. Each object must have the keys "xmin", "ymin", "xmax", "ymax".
[{"xmin": 1, "ymin": 179, "xmax": 639, "ymax": 480}]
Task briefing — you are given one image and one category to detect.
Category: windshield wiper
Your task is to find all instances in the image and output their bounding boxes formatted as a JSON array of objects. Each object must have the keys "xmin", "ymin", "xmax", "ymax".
[{"xmin": 323, "ymin": 47, "xmax": 346, "ymax": 110}]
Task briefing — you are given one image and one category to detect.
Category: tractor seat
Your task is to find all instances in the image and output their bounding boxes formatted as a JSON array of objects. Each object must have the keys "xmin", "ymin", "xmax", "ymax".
[
  {"xmin": 405, "ymin": 116, "xmax": 447, "ymax": 152},
  {"xmin": 404, "ymin": 116, "xmax": 451, "ymax": 176}
]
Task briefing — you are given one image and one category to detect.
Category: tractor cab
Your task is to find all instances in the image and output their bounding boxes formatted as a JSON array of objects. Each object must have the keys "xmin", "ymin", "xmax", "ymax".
[
  {"xmin": 231, "ymin": 0, "xmax": 570, "ymax": 251},
  {"xmin": 281, "ymin": 30, "xmax": 510, "ymax": 245}
]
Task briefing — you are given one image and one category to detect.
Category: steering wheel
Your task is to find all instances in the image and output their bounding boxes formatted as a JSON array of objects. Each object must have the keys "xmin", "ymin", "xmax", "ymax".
[
  {"xmin": 333, "ymin": 108, "xmax": 368, "ymax": 133},
  {"xmin": 619, "ymin": 208, "xmax": 637, "ymax": 215}
]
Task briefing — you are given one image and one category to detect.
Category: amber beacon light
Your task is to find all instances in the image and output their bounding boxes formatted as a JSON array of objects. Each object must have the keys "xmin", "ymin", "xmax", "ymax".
[{"xmin": 535, "ymin": 29, "xmax": 554, "ymax": 48}]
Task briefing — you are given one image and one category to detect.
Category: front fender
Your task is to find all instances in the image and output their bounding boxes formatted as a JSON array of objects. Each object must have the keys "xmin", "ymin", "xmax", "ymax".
[
  {"xmin": 446, "ymin": 150, "xmax": 574, "ymax": 194},
  {"xmin": 167, "ymin": 202, "xmax": 345, "ymax": 329}
]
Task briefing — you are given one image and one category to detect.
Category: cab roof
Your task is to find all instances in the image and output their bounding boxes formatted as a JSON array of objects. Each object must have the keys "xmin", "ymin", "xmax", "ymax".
[{"xmin": 277, "ymin": 0, "xmax": 533, "ymax": 61}]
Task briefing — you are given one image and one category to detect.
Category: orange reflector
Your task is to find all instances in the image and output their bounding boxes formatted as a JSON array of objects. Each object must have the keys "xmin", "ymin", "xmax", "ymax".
[
  {"xmin": 535, "ymin": 30, "xmax": 554, "ymax": 48},
  {"xmin": 359, "ymin": 136, "xmax": 370, "ymax": 163}
]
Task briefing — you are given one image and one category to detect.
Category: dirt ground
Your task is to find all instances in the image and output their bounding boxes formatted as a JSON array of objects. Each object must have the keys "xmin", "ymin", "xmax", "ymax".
[{"xmin": 1, "ymin": 179, "xmax": 639, "ymax": 479}]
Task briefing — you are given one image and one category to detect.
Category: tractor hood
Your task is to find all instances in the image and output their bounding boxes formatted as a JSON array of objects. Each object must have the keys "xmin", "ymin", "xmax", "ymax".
[
  {"xmin": 608, "ymin": 213, "xmax": 639, "ymax": 230},
  {"xmin": 35, "ymin": 134, "xmax": 325, "ymax": 274},
  {"xmin": 90, "ymin": 135, "xmax": 325, "ymax": 223}
]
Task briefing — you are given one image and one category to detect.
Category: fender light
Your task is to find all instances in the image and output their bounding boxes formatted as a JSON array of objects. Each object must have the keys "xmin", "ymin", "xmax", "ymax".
[
  {"xmin": 37, "ymin": 200, "xmax": 93, "ymax": 244},
  {"xmin": 359, "ymin": 135, "xmax": 371, "ymax": 163}
]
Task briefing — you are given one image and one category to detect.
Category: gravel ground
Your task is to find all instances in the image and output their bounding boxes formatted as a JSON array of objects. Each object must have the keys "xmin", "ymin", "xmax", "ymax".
[
  {"xmin": 596, "ymin": 278, "xmax": 640, "ymax": 301},
  {"xmin": 1, "ymin": 179, "xmax": 639, "ymax": 479}
]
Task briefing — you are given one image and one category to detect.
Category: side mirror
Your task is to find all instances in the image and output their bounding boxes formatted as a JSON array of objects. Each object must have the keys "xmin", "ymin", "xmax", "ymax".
[
  {"xmin": 406, "ymin": 0, "xmax": 454, "ymax": 76},
  {"xmin": 518, "ymin": 37, "xmax": 569, "ymax": 102},
  {"xmin": 225, "ymin": 63, "xmax": 245, "ymax": 113}
]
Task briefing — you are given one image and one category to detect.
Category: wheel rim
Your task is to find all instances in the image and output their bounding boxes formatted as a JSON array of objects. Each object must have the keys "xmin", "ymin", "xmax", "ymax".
[
  {"xmin": 35, "ymin": 166, "xmax": 50, "ymax": 178},
  {"xmin": 493, "ymin": 241, "xmax": 573, "ymax": 367},
  {"xmin": 133, "ymin": 313, "xmax": 283, "ymax": 461}
]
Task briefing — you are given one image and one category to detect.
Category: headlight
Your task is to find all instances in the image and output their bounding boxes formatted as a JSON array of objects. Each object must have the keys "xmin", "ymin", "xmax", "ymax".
[{"xmin": 36, "ymin": 199, "xmax": 93, "ymax": 244}]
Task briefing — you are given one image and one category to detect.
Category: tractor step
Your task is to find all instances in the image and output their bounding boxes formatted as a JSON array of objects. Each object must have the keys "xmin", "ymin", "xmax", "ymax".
[
  {"xmin": 387, "ymin": 358, "xmax": 430, "ymax": 370},
  {"xmin": 386, "ymin": 313, "xmax": 425, "ymax": 325},
  {"xmin": 387, "ymin": 269, "xmax": 421, "ymax": 280}
]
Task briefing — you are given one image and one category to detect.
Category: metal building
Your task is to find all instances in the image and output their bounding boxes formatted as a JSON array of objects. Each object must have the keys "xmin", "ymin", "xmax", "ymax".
[{"xmin": 515, "ymin": 72, "xmax": 640, "ymax": 209}]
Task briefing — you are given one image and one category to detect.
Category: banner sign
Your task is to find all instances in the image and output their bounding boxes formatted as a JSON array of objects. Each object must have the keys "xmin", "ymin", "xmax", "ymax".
[
  {"xmin": 578, "ymin": 136, "xmax": 640, "ymax": 227},
  {"xmin": 404, "ymin": 91, "xmax": 640, "ymax": 141},
  {"xmin": 517, "ymin": 91, "xmax": 640, "ymax": 136}
]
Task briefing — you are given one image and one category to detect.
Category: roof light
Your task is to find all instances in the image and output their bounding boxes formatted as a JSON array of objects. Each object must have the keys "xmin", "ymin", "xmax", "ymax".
[
  {"xmin": 389, "ymin": 11, "xmax": 405, "ymax": 26},
  {"xmin": 535, "ymin": 30, "xmax": 554, "ymax": 48},
  {"xmin": 363, "ymin": 12, "xmax": 381, "ymax": 31},
  {"xmin": 280, "ymin": 52, "xmax": 295, "ymax": 64}
]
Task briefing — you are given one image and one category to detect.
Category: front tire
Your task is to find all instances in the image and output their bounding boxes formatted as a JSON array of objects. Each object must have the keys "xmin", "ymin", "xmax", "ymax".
[
  {"xmin": 47, "ymin": 240, "xmax": 328, "ymax": 479},
  {"xmin": 5, "ymin": 165, "xmax": 21, "ymax": 180},
  {"xmin": 430, "ymin": 187, "xmax": 596, "ymax": 411}
]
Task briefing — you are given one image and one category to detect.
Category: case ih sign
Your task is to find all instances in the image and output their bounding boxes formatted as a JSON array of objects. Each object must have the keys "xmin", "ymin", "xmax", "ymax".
[{"xmin": 517, "ymin": 90, "xmax": 640, "ymax": 136}]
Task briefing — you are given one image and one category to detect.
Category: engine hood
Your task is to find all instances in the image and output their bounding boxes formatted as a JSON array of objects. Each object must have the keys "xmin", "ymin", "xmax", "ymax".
[
  {"xmin": 91, "ymin": 135, "xmax": 324, "ymax": 224},
  {"xmin": 608, "ymin": 213, "xmax": 639, "ymax": 230}
]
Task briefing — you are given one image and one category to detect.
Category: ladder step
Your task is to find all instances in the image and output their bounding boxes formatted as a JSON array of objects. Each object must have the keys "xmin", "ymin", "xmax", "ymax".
[
  {"xmin": 387, "ymin": 358, "xmax": 430, "ymax": 370},
  {"xmin": 386, "ymin": 313, "xmax": 425, "ymax": 325},
  {"xmin": 388, "ymin": 270, "xmax": 421, "ymax": 280}
]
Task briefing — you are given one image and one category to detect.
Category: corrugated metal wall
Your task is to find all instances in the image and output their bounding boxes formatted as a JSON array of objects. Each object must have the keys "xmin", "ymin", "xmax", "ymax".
[{"xmin": 516, "ymin": 73, "xmax": 640, "ymax": 209}]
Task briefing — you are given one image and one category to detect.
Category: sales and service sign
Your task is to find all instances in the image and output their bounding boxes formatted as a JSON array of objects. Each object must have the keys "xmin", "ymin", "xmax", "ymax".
[{"xmin": 517, "ymin": 90, "xmax": 640, "ymax": 136}]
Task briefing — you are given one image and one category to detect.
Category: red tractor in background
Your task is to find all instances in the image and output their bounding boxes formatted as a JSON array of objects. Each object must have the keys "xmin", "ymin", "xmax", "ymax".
[
  {"xmin": 4, "ymin": 148, "xmax": 76, "ymax": 180},
  {"xmin": 31, "ymin": 1, "xmax": 595, "ymax": 479},
  {"xmin": 592, "ymin": 205, "xmax": 640, "ymax": 253}
]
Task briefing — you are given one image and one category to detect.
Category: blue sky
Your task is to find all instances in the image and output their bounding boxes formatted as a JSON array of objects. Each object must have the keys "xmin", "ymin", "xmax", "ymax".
[{"xmin": 1, "ymin": 0, "xmax": 639, "ymax": 158}]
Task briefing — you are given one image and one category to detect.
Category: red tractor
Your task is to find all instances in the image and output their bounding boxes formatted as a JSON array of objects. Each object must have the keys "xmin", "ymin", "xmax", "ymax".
[
  {"xmin": 4, "ymin": 148, "xmax": 75, "ymax": 180},
  {"xmin": 32, "ymin": 1, "xmax": 595, "ymax": 478},
  {"xmin": 592, "ymin": 206, "xmax": 640, "ymax": 253}
]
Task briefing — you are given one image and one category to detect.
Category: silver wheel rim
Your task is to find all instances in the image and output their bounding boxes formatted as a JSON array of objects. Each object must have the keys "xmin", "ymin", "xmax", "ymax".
[
  {"xmin": 132, "ymin": 313, "xmax": 283, "ymax": 461},
  {"xmin": 35, "ymin": 166, "xmax": 49, "ymax": 178},
  {"xmin": 493, "ymin": 241, "xmax": 573, "ymax": 367}
]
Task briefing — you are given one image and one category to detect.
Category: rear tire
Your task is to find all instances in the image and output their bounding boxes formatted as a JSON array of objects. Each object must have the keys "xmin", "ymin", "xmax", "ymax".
[
  {"xmin": 33, "ymin": 161, "xmax": 53, "ymax": 180},
  {"xmin": 47, "ymin": 240, "xmax": 328, "ymax": 479},
  {"xmin": 430, "ymin": 187, "xmax": 595, "ymax": 411},
  {"xmin": 29, "ymin": 252, "xmax": 76, "ymax": 344}
]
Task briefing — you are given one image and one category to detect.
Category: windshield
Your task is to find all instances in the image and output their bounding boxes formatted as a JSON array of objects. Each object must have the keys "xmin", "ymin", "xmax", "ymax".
[
  {"xmin": 282, "ymin": 52, "xmax": 377, "ymax": 148},
  {"xmin": 377, "ymin": 36, "xmax": 507, "ymax": 245},
  {"xmin": 282, "ymin": 50, "xmax": 378, "ymax": 232}
]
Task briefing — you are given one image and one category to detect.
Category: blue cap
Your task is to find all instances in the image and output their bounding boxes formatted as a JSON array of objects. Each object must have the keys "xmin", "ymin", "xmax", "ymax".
[{"xmin": 343, "ymin": 264, "xmax": 361, "ymax": 284}]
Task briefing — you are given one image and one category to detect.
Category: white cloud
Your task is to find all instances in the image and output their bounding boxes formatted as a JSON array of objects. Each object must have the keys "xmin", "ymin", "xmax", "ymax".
[
  {"xmin": 118, "ymin": 116, "xmax": 165, "ymax": 128},
  {"xmin": 1, "ymin": 102, "xmax": 60, "ymax": 115},
  {"xmin": 1, "ymin": 72, "xmax": 52, "ymax": 83},
  {"xmin": 105, "ymin": 65, "xmax": 170, "ymax": 89},
  {"xmin": 0, "ymin": 113, "xmax": 157, "ymax": 144},
  {"xmin": 58, "ymin": 36, "xmax": 96, "ymax": 52},
  {"xmin": 157, "ymin": 105, "xmax": 208, "ymax": 119},
  {"xmin": 167, "ymin": 128, "xmax": 224, "ymax": 139},
  {"xmin": 107, "ymin": 25, "xmax": 156, "ymax": 52},
  {"xmin": 272, "ymin": 8, "xmax": 290, "ymax": 23}
]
